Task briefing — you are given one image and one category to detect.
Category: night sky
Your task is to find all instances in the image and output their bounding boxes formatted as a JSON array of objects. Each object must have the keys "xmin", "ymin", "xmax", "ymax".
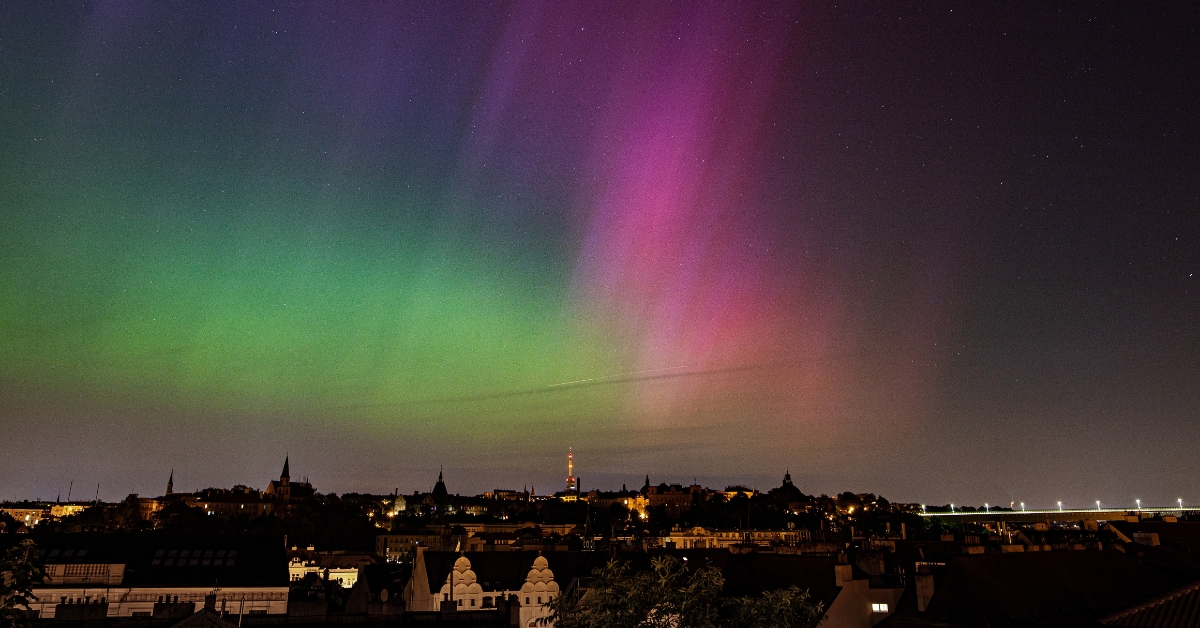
[{"xmin": 2, "ymin": 2, "xmax": 1197, "ymax": 508}]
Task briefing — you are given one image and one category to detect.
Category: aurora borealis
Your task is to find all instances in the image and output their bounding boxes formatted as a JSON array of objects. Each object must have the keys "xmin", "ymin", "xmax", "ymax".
[{"xmin": 2, "ymin": 3, "xmax": 1198, "ymax": 506}]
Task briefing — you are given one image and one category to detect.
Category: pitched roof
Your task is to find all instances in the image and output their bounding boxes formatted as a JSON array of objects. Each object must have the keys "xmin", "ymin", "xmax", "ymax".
[
  {"xmin": 1107, "ymin": 522, "xmax": 1200, "ymax": 548},
  {"xmin": 922, "ymin": 551, "xmax": 1191, "ymax": 627},
  {"xmin": 127, "ymin": 534, "xmax": 288, "ymax": 586},
  {"xmin": 29, "ymin": 532, "xmax": 288, "ymax": 587},
  {"xmin": 1101, "ymin": 581, "xmax": 1200, "ymax": 627}
]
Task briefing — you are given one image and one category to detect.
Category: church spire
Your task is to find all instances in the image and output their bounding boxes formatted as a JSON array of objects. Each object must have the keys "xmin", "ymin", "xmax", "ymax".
[
  {"xmin": 432, "ymin": 467, "xmax": 448, "ymax": 502},
  {"xmin": 167, "ymin": 469, "xmax": 174, "ymax": 495},
  {"xmin": 281, "ymin": 455, "xmax": 290, "ymax": 482}
]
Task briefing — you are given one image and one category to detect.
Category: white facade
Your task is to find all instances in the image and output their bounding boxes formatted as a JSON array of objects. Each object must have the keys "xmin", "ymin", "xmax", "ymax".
[
  {"xmin": 516, "ymin": 556, "xmax": 558, "ymax": 627},
  {"xmin": 406, "ymin": 552, "xmax": 561, "ymax": 627},
  {"xmin": 288, "ymin": 557, "xmax": 360, "ymax": 588}
]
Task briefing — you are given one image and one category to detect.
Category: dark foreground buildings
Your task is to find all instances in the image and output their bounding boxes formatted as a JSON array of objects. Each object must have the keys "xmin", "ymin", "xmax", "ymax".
[{"xmin": 5, "ymin": 463, "xmax": 1200, "ymax": 627}]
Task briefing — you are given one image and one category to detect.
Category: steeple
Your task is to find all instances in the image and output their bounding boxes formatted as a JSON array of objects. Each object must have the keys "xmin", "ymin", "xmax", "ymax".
[
  {"xmin": 783, "ymin": 469, "xmax": 793, "ymax": 486},
  {"xmin": 432, "ymin": 467, "xmax": 448, "ymax": 502},
  {"xmin": 167, "ymin": 469, "xmax": 174, "ymax": 495},
  {"xmin": 281, "ymin": 455, "xmax": 291, "ymax": 483}
]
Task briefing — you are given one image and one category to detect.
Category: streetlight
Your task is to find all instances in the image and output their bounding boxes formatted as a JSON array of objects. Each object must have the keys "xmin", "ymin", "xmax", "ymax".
[
  {"xmin": 1096, "ymin": 500, "xmax": 1101, "ymax": 511},
  {"xmin": 1058, "ymin": 501, "xmax": 1063, "ymax": 512},
  {"xmin": 985, "ymin": 503, "xmax": 990, "ymax": 513},
  {"xmin": 1136, "ymin": 499, "xmax": 1141, "ymax": 511},
  {"xmin": 950, "ymin": 503, "xmax": 955, "ymax": 513},
  {"xmin": 921, "ymin": 504, "xmax": 926, "ymax": 514},
  {"xmin": 1020, "ymin": 502, "xmax": 1025, "ymax": 512},
  {"xmin": 1179, "ymin": 498, "xmax": 1184, "ymax": 511}
]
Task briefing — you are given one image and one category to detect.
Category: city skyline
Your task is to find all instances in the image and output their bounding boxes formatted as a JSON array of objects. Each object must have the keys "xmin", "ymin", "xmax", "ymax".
[
  {"xmin": 2, "ymin": 3, "xmax": 1197, "ymax": 506},
  {"xmin": 2, "ymin": 451, "xmax": 1190, "ymax": 515}
]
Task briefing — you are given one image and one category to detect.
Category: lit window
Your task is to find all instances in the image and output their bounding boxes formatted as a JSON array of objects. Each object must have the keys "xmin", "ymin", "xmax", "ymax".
[{"xmin": 871, "ymin": 603, "xmax": 889, "ymax": 612}]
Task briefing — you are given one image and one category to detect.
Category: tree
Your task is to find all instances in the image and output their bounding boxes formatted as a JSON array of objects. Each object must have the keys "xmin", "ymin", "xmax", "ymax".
[
  {"xmin": 722, "ymin": 586, "xmax": 825, "ymax": 628},
  {"xmin": 550, "ymin": 556, "xmax": 824, "ymax": 628},
  {"xmin": 1, "ymin": 539, "xmax": 46, "ymax": 628}
]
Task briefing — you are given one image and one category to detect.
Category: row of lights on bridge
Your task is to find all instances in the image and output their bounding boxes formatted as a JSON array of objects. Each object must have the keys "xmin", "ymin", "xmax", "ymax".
[{"xmin": 920, "ymin": 498, "xmax": 1186, "ymax": 514}]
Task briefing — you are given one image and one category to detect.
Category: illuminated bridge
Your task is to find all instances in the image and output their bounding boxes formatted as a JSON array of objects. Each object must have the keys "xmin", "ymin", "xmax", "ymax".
[{"xmin": 918, "ymin": 507, "xmax": 1194, "ymax": 524}]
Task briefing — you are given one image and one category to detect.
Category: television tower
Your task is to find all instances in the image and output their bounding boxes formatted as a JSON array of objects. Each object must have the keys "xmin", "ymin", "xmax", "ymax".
[{"xmin": 566, "ymin": 448, "xmax": 577, "ymax": 492}]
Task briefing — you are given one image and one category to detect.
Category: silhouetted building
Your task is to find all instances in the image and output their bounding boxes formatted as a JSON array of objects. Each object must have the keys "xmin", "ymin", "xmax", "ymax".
[{"xmin": 264, "ymin": 456, "xmax": 313, "ymax": 501}]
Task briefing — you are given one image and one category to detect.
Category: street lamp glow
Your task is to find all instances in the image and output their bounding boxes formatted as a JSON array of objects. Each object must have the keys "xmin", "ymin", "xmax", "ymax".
[
  {"xmin": 985, "ymin": 503, "xmax": 990, "ymax": 513},
  {"xmin": 1096, "ymin": 500, "xmax": 1101, "ymax": 510},
  {"xmin": 1058, "ymin": 501, "xmax": 1063, "ymax": 512},
  {"xmin": 950, "ymin": 503, "xmax": 955, "ymax": 513},
  {"xmin": 1136, "ymin": 499, "xmax": 1141, "ymax": 511},
  {"xmin": 1020, "ymin": 502, "xmax": 1025, "ymax": 512},
  {"xmin": 921, "ymin": 504, "xmax": 926, "ymax": 514},
  {"xmin": 1179, "ymin": 498, "xmax": 1184, "ymax": 510}
]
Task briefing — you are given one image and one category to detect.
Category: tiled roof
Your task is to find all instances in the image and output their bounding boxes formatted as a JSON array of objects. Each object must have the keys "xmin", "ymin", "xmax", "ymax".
[
  {"xmin": 921, "ymin": 551, "xmax": 1190, "ymax": 627},
  {"xmin": 25, "ymin": 532, "xmax": 288, "ymax": 587},
  {"xmin": 127, "ymin": 534, "xmax": 288, "ymax": 586},
  {"xmin": 1102, "ymin": 581, "xmax": 1200, "ymax": 627}
]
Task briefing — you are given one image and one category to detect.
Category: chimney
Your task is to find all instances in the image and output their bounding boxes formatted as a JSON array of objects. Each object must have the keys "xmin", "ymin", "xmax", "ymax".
[
  {"xmin": 204, "ymin": 594, "xmax": 217, "ymax": 612},
  {"xmin": 508, "ymin": 594, "xmax": 521, "ymax": 628},
  {"xmin": 915, "ymin": 574, "xmax": 935, "ymax": 612},
  {"xmin": 834, "ymin": 564, "xmax": 853, "ymax": 586}
]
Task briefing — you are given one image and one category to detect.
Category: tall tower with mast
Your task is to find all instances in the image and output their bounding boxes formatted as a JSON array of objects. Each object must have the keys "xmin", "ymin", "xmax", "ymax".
[{"xmin": 566, "ymin": 448, "xmax": 577, "ymax": 492}]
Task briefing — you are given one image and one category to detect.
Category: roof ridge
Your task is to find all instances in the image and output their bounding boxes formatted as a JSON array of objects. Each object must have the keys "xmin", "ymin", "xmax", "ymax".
[{"xmin": 1100, "ymin": 579, "xmax": 1200, "ymax": 623}]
